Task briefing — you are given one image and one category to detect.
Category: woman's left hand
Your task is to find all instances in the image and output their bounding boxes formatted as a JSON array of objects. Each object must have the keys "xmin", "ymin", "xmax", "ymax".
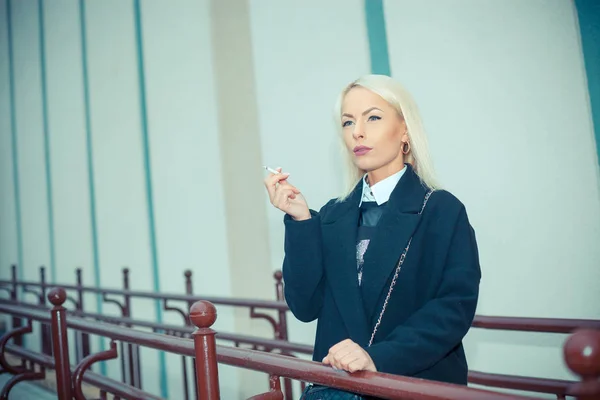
[{"xmin": 322, "ymin": 339, "xmax": 377, "ymax": 373}]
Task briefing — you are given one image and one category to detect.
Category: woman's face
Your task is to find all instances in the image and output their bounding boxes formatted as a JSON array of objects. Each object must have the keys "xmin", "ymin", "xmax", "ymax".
[{"xmin": 341, "ymin": 87, "xmax": 408, "ymax": 179}]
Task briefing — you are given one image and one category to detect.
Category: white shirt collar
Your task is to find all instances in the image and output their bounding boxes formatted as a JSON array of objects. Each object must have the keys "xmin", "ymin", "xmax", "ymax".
[{"xmin": 359, "ymin": 165, "xmax": 407, "ymax": 206}]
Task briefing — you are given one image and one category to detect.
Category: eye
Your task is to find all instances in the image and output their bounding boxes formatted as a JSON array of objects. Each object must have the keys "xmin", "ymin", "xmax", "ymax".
[
  {"xmin": 368, "ymin": 115, "xmax": 381, "ymax": 122},
  {"xmin": 342, "ymin": 120, "xmax": 354, "ymax": 127}
]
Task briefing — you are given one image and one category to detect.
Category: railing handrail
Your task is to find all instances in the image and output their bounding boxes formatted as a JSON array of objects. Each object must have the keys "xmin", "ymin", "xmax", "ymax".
[
  {"xmin": 1, "ymin": 294, "xmax": 596, "ymax": 397},
  {"xmin": 0, "ymin": 299, "xmax": 544, "ymax": 400},
  {"xmin": 468, "ymin": 371, "xmax": 572, "ymax": 395},
  {"xmin": 3, "ymin": 265, "xmax": 600, "ymax": 400},
  {"xmin": 472, "ymin": 316, "xmax": 600, "ymax": 333},
  {"xmin": 0, "ymin": 298, "xmax": 314, "ymax": 354},
  {"xmin": 0, "ymin": 279, "xmax": 289, "ymax": 311},
  {"xmin": 3, "ymin": 279, "xmax": 598, "ymax": 334}
]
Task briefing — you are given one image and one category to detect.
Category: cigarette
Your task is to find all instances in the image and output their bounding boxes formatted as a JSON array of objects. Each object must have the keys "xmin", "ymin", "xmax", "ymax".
[{"xmin": 263, "ymin": 166, "xmax": 281, "ymax": 174}]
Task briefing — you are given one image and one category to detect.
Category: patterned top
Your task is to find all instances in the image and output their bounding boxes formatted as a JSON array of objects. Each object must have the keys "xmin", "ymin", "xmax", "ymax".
[
  {"xmin": 355, "ymin": 167, "xmax": 405, "ymax": 285},
  {"xmin": 356, "ymin": 201, "xmax": 386, "ymax": 285}
]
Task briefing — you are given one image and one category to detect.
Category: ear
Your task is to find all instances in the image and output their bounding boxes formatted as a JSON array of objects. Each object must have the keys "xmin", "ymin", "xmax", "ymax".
[
  {"xmin": 398, "ymin": 119, "xmax": 408, "ymax": 141},
  {"xmin": 401, "ymin": 132, "xmax": 409, "ymax": 143}
]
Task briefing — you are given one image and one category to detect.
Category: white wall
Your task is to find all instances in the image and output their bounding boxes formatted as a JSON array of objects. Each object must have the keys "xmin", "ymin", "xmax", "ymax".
[
  {"xmin": 0, "ymin": 0, "xmax": 17, "ymax": 280},
  {"xmin": 0, "ymin": 0, "xmax": 598, "ymax": 399},
  {"xmin": 139, "ymin": 0, "xmax": 239, "ymax": 396},
  {"xmin": 382, "ymin": 0, "xmax": 600, "ymax": 391},
  {"xmin": 249, "ymin": 0, "xmax": 372, "ymax": 351},
  {"xmin": 0, "ymin": 0, "xmax": 238, "ymax": 397},
  {"xmin": 252, "ymin": 0, "xmax": 600, "ymax": 397}
]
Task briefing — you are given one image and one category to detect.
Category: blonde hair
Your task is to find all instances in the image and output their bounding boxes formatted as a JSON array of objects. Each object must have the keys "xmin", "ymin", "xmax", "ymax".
[{"xmin": 334, "ymin": 74, "xmax": 441, "ymax": 200}]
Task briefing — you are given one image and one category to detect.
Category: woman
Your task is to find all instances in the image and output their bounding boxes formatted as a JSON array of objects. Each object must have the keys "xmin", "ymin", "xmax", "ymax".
[{"xmin": 264, "ymin": 75, "xmax": 481, "ymax": 396}]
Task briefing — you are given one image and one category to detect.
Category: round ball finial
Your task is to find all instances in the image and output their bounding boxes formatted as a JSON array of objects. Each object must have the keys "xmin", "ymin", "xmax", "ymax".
[
  {"xmin": 564, "ymin": 329, "xmax": 600, "ymax": 379},
  {"xmin": 273, "ymin": 270, "xmax": 283, "ymax": 281},
  {"xmin": 189, "ymin": 300, "xmax": 217, "ymax": 328},
  {"xmin": 47, "ymin": 287, "xmax": 67, "ymax": 306},
  {"xmin": 184, "ymin": 270, "xmax": 192, "ymax": 278},
  {"xmin": 123, "ymin": 267, "xmax": 130, "ymax": 275}
]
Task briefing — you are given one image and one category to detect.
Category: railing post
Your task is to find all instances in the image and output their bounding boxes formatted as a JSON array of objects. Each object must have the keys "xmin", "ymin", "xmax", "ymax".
[
  {"xmin": 184, "ymin": 270, "xmax": 193, "ymax": 303},
  {"xmin": 39, "ymin": 266, "xmax": 47, "ymax": 302},
  {"xmin": 122, "ymin": 267, "xmax": 141, "ymax": 389},
  {"xmin": 183, "ymin": 269, "xmax": 197, "ymax": 400},
  {"xmin": 40, "ymin": 266, "xmax": 52, "ymax": 355},
  {"xmin": 48, "ymin": 287, "xmax": 73, "ymax": 400},
  {"xmin": 564, "ymin": 328, "xmax": 600, "ymax": 400},
  {"xmin": 10, "ymin": 265, "xmax": 22, "ymax": 346},
  {"xmin": 273, "ymin": 270, "xmax": 293, "ymax": 400},
  {"xmin": 189, "ymin": 300, "xmax": 220, "ymax": 400},
  {"xmin": 75, "ymin": 267, "xmax": 90, "ymax": 361},
  {"xmin": 273, "ymin": 271, "xmax": 288, "ymax": 341}
]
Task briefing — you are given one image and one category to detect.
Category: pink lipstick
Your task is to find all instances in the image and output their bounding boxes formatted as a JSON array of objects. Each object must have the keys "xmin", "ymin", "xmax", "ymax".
[{"xmin": 353, "ymin": 145, "xmax": 372, "ymax": 156}]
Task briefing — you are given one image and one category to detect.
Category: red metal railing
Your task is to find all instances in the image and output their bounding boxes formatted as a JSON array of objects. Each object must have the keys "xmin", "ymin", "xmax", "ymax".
[
  {"xmin": 1, "ymin": 264, "xmax": 599, "ymax": 399},
  {"xmin": 3, "ymin": 287, "xmax": 598, "ymax": 399}
]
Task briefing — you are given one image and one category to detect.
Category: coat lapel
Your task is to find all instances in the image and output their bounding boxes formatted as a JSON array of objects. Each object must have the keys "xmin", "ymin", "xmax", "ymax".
[
  {"xmin": 359, "ymin": 165, "xmax": 429, "ymax": 323},
  {"xmin": 321, "ymin": 184, "xmax": 370, "ymax": 346}
]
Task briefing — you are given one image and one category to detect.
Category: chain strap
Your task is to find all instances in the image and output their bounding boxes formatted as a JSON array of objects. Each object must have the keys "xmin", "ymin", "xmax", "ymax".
[{"xmin": 367, "ymin": 190, "xmax": 434, "ymax": 347}]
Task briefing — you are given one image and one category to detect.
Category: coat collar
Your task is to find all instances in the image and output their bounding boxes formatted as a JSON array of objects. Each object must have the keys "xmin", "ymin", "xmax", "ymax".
[
  {"xmin": 323, "ymin": 163, "xmax": 428, "ymax": 223},
  {"xmin": 321, "ymin": 164, "xmax": 430, "ymax": 337},
  {"xmin": 359, "ymin": 165, "xmax": 407, "ymax": 206}
]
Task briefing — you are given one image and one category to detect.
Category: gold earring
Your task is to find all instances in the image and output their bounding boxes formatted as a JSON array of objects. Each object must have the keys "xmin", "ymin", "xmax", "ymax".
[{"xmin": 402, "ymin": 141, "xmax": 411, "ymax": 155}]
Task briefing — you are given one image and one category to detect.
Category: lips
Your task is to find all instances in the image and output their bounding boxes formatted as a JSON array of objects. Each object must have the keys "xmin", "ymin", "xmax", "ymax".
[{"xmin": 353, "ymin": 145, "xmax": 372, "ymax": 156}]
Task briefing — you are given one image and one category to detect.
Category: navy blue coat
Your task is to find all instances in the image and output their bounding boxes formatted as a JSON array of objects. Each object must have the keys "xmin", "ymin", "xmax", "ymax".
[{"xmin": 282, "ymin": 165, "xmax": 481, "ymax": 385}]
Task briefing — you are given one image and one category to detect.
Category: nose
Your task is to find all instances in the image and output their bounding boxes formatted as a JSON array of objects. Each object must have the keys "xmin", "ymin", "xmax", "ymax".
[{"xmin": 352, "ymin": 121, "xmax": 365, "ymax": 140}]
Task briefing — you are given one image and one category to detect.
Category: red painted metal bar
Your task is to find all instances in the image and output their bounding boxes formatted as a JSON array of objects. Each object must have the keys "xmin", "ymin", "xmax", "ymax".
[
  {"xmin": 0, "ymin": 321, "xmax": 32, "ymax": 374},
  {"xmin": 183, "ymin": 269, "xmax": 198, "ymax": 400},
  {"xmin": 0, "ymin": 369, "xmax": 45, "ymax": 400},
  {"xmin": 472, "ymin": 316, "xmax": 600, "ymax": 333},
  {"xmin": 48, "ymin": 287, "xmax": 73, "ymax": 399},
  {"xmin": 0, "ymin": 296, "xmax": 559, "ymax": 400},
  {"xmin": 8, "ymin": 266, "xmax": 22, "ymax": 347},
  {"xmin": 189, "ymin": 300, "xmax": 220, "ymax": 399},
  {"xmin": 468, "ymin": 371, "xmax": 572, "ymax": 396},
  {"xmin": 563, "ymin": 329, "xmax": 600, "ymax": 400},
  {"xmin": 2, "ymin": 268, "xmax": 600, "ymax": 400},
  {"xmin": 74, "ymin": 267, "xmax": 90, "ymax": 362},
  {"xmin": 121, "ymin": 267, "xmax": 141, "ymax": 389},
  {"xmin": 3, "ymin": 275, "xmax": 600, "ymax": 332},
  {"xmin": 5, "ymin": 344, "xmax": 164, "ymax": 400},
  {"xmin": 39, "ymin": 266, "xmax": 52, "ymax": 356},
  {"xmin": 1, "ymin": 293, "xmax": 598, "ymax": 399},
  {"xmin": 273, "ymin": 271, "xmax": 293, "ymax": 399},
  {"xmin": 247, "ymin": 375, "xmax": 284, "ymax": 400},
  {"xmin": 73, "ymin": 341, "xmax": 119, "ymax": 400},
  {"xmin": 0, "ymin": 279, "xmax": 289, "ymax": 310}
]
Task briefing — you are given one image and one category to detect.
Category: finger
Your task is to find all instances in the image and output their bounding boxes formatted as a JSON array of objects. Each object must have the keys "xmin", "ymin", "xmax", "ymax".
[
  {"xmin": 346, "ymin": 357, "xmax": 367, "ymax": 373},
  {"xmin": 273, "ymin": 187, "xmax": 292, "ymax": 207},
  {"xmin": 338, "ymin": 347, "xmax": 361, "ymax": 363},
  {"xmin": 323, "ymin": 355, "xmax": 341, "ymax": 371},
  {"xmin": 274, "ymin": 188, "xmax": 297, "ymax": 208},
  {"xmin": 328, "ymin": 339, "xmax": 354, "ymax": 355},
  {"xmin": 277, "ymin": 180, "xmax": 301, "ymax": 194},
  {"xmin": 329, "ymin": 354, "xmax": 343, "ymax": 370},
  {"xmin": 334, "ymin": 344, "xmax": 361, "ymax": 368},
  {"xmin": 264, "ymin": 169, "xmax": 290, "ymax": 187},
  {"xmin": 264, "ymin": 176, "xmax": 286, "ymax": 201},
  {"xmin": 274, "ymin": 182, "xmax": 301, "ymax": 204},
  {"xmin": 340, "ymin": 353, "xmax": 364, "ymax": 372},
  {"xmin": 332, "ymin": 344, "xmax": 355, "ymax": 364}
]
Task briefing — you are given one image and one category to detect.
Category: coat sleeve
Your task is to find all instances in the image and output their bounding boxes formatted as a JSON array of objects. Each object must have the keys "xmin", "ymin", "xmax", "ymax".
[
  {"xmin": 281, "ymin": 204, "xmax": 329, "ymax": 323},
  {"xmin": 365, "ymin": 205, "xmax": 481, "ymax": 375}
]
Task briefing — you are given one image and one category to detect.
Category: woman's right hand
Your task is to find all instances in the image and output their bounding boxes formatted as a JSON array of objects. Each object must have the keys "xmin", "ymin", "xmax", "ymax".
[{"xmin": 264, "ymin": 167, "xmax": 311, "ymax": 221}]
